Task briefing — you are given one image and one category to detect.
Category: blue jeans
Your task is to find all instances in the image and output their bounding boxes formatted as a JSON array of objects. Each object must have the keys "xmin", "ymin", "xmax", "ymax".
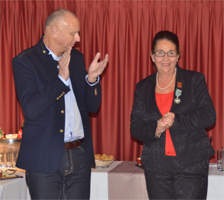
[{"xmin": 26, "ymin": 144, "xmax": 91, "ymax": 199}]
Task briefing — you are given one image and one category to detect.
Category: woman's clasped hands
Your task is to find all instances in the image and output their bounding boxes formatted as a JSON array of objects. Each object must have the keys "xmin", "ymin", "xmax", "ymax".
[{"xmin": 155, "ymin": 112, "xmax": 175, "ymax": 138}]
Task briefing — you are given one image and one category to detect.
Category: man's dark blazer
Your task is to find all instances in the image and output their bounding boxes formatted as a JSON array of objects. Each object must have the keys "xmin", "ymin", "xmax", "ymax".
[
  {"xmin": 131, "ymin": 65, "xmax": 216, "ymax": 171},
  {"xmin": 12, "ymin": 38, "xmax": 101, "ymax": 173}
]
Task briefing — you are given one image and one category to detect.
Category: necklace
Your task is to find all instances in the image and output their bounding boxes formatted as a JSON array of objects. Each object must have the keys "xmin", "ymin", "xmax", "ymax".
[{"xmin": 156, "ymin": 68, "xmax": 176, "ymax": 90}]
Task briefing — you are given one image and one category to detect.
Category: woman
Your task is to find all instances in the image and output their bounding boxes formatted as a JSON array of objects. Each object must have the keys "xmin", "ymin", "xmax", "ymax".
[{"xmin": 130, "ymin": 31, "xmax": 216, "ymax": 199}]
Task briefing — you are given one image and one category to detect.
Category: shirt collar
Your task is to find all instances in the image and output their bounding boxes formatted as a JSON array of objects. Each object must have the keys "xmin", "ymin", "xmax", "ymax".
[{"xmin": 45, "ymin": 45, "xmax": 61, "ymax": 61}]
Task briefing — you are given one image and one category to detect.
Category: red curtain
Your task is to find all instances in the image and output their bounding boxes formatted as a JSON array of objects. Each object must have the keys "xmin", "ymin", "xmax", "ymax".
[{"xmin": 0, "ymin": 0, "xmax": 223, "ymax": 163}]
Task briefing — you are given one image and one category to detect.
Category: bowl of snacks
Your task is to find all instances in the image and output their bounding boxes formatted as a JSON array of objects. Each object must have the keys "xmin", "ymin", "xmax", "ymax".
[
  {"xmin": 5, "ymin": 134, "xmax": 18, "ymax": 139},
  {"xmin": 94, "ymin": 154, "xmax": 115, "ymax": 168}
]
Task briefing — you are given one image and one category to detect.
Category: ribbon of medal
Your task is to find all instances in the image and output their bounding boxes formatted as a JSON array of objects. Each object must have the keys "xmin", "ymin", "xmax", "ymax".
[{"xmin": 174, "ymin": 86, "xmax": 182, "ymax": 104}]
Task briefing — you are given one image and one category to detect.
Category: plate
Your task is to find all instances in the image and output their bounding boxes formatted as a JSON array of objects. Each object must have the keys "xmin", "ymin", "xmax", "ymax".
[
  {"xmin": 0, "ymin": 172, "xmax": 23, "ymax": 180},
  {"xmin": 95, "ymin": 165, "xmax": 110, "ymax": 169}
]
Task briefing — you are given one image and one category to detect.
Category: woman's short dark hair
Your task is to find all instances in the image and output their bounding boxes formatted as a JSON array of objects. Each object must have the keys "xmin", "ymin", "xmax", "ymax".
[{"xmin": 152, "ymin": 31, "xmax": 180, "ymax": 54}]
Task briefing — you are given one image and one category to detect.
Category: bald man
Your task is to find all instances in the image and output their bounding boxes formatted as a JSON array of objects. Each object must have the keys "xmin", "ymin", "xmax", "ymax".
[{"xmin": 12, "ymin": 8, "xmax": 108, "ymax": 199}]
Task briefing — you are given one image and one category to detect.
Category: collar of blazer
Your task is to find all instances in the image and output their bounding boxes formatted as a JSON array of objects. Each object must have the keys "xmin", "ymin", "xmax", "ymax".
[{"xmin": 34, "ymin": 38, "xmax": 60, "ymax": 78}]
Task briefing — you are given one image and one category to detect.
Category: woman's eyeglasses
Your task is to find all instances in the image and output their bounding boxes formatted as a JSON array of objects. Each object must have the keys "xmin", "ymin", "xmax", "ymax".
[{"xmin": 154, "ymin": 50, "xmax": 178, "ymax": 57}]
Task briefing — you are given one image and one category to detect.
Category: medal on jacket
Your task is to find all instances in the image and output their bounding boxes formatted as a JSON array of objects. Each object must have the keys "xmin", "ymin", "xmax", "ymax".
[{"xmin": 174, "ymin": 88, "xmax": 182, "ymax": 104}]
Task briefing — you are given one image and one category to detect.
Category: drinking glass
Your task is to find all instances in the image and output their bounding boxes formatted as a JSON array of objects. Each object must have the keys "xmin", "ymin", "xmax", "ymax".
[
  {"xmin": 217, "ymin": 148, "xmax": 224, "ymax": 171},
  {"xmin": 5, "ymin": 146, "xmax": 13, "ymax": 168},
  {"xmin": 11, "ymin": 146, "xmax": 19, "ymax": 168},
  {"xmin": 0, "ymin": 146, "xmax": 5, "ymax": 167}
]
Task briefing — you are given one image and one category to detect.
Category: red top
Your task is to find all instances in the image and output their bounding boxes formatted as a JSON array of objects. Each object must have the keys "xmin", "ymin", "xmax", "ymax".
[{"xmin": 156, "ymin": 91, "xmax": 176, "ymax": 156}]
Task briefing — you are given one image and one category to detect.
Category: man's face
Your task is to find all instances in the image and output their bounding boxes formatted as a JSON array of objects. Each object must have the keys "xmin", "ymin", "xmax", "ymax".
[{"xmin": 55, "ymin": 13, "xmax": 80, "ymax": 54}]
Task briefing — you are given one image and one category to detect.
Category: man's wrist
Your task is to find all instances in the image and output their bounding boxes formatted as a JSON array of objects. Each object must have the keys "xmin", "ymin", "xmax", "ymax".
[
  {"xmin": 85, "ymin": 75, "xmax": 100, "ymax": 86},
  {"xmin": 87, "ymin": 77, "xmax": 97, "ymax": 83}
]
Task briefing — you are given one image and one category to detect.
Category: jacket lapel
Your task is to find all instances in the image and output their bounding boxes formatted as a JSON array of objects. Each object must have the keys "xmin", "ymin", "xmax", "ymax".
[
  {"xmin": 145, "ymin": 73, "xmax": 163, "ymax": 118},
  {"xmin": 34, "ymin": 40, "xmax": 59, "ymax": 85}
]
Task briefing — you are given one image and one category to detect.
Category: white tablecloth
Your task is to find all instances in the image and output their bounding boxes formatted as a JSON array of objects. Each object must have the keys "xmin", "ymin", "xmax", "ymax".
[
  {"xmin": 90, "ymin": 161, "xmax": 122, "ymax": 200},
  {"xmin": 0, "ymin": 168, "xmax": 30, "ymax": 200},
  {"xmin": 207, "ymin": 163, "xmax": 224, "ymax": 200},
  {"xmin": 0, "ymin": 162, "xmax": 223, "ymax": 200}
]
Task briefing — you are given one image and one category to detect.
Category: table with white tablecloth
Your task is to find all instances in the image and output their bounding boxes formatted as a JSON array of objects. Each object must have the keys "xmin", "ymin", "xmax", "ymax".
[
  {"xmin": 0, "ymin": 162, "xmax": 223, "ymax": 200},
  {"xmin": 207, "ymin": 163, "xmax": 224, "ymax": 200},
  {"xmin": 91, "ymin": 162, "xmax": 224, "ymax": 200},
  {"xmin": 90, "ymin": 161, "xmax": 122, "ymax": 199},
  {"xmin": 0, "ymin": 168, "xmax": 30, "ymax": 200}
]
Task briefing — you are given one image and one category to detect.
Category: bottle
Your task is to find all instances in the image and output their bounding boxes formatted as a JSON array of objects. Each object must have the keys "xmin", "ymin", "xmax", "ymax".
[{"xmin": 0, "ymin": 127, "xmax": 3, "ymax": 138}]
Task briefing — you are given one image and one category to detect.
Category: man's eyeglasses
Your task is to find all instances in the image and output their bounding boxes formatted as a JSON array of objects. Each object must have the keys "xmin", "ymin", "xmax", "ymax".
[{"xmin": 154, "ymin": 50, "xmax": 178, "ymax": 57}]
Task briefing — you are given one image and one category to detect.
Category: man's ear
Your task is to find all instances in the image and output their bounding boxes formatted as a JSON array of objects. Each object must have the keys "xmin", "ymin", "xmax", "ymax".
[{"xmin": 52, "ymin": 26, "xmax": 58, "ymax": 38}]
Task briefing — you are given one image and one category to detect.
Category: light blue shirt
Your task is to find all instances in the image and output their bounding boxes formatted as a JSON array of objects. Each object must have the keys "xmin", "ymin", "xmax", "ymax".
[{"xmin": 46, "ymin": 47, "xmax": 99, "ymax": 142}]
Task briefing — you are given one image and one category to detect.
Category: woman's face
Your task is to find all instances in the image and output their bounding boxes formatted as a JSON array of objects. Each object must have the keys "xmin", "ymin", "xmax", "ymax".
[{"xmin": 151, "ymin": 39, "xmax": 179, "ymax": 74}]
